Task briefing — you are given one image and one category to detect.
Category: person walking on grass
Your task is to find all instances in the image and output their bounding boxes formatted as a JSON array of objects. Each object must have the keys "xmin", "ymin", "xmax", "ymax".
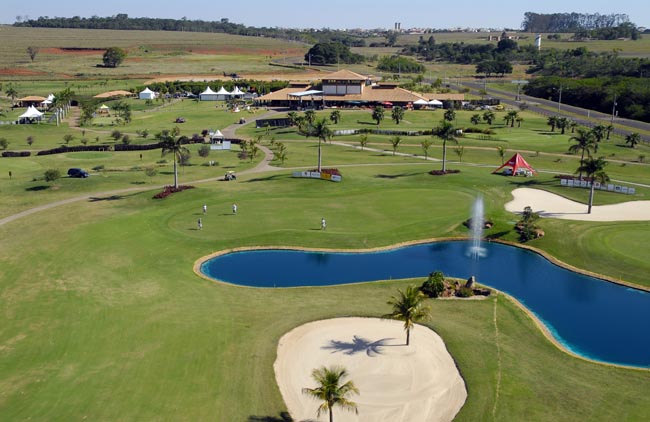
[
  {"xmin": 321, "ymin": 217, "xmax": 327, "ymax": 231},
  {"xmin": 203, "ymin": 204, "xmax": 207, "ymax": 214},
  {"xmin": 232, "ymin": 203, "xmax": 237, "ymax": 215},
  {"xmin": 198, "ymin": 218, "xmax": 203, "ymax": 230}
]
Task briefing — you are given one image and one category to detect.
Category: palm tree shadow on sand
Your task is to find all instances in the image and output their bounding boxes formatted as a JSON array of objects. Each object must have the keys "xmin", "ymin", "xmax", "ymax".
[
  {"xmin": 247, "ymin": 411, "xmax": 294, "ymax": 422},
  {"xmin": 322, "ymin": 336, "xmax": 396, "ymax": 356}
]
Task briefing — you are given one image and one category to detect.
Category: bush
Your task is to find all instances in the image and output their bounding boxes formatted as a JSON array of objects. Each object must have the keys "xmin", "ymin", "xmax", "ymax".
[
  {"xmin": 429, "ymin": 169, "xmax": 460, "ymax": 176},
  {"xmin": 44, "ymin": 169, "xmax": 61, "ymax": 182},
  {"xmin": 145, "ymin": 166, "xmax": 158, "ymax": 177},
  {"xmin": 421, "ymin": 271, "xmax": 445, "ymax": 298},
  {"xmin": 0, "ymin": 138, "xmax": 8, "ymax": 150},
  {"xmin": 456, "ymin": 286, "xmax": 474, "ymax": 298},
  {"xmin": 198, "ymin": 145, "xmax": 211, "ymax": 158},
  {"xmin": 121, "ymin": 134, "xmax": 131, "ymax": 145}
]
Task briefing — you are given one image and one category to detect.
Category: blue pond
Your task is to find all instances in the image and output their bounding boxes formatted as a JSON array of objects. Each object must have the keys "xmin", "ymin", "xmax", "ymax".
[{"xmin": 200, "ymin": 241, "xmax": 650, "ymax": 368}]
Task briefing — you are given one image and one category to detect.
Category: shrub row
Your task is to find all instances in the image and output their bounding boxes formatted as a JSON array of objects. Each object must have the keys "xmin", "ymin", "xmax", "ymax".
[
  {"xmin": 2, "ymin": 151, "xmax": 31, "ymax": 157},
  {"xmin": 153, "ymin": 185, "xmax": 195, "ymax": 199}
]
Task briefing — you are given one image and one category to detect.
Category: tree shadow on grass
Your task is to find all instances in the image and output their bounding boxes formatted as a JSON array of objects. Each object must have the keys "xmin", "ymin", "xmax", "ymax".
[
  {"xmin": 322, "ymin": 335, "xmax": 395, "ymax": 356},
  {"xmin": 375, "ymin": 172, "xmax": 423, "ymax": 179},
  {"xmin": 248, "ymin": 411, "xmax": 294, "ymax": 422},
  {"xmin": 486, "ymin": 230, "xmax": 511, "ymax": 240},
  {"xmin": 508, "ymin": 178, "xmax": 556, "ymax": 187},
  {"xmin": 89, "ymin": 192, "xmax": 140, "ymax": 202},
  {"xmin": 245, "ymin": 175, "xmax": 289, "ymax": 183},
  {"xmin": 25, "ymin": 185, "xmax": 49, "ymax": 191}
]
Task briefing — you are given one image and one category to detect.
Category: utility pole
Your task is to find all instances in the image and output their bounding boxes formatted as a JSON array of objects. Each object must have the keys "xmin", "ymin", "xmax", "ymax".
[
  {"xmin": 611, "ymin": 94, "xmax": 617, "ymax": 125},
  {"xmin": 557, "ymin": 86, "xmax": 562, "ymax": 112}
]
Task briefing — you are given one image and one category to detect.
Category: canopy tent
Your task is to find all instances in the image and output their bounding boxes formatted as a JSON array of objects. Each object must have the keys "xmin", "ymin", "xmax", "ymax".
[
  {"xmin": 200, "ymin": 86, "xmax": 219, "ymax": 101},
  {"xmin": 230, "ymin": 86, "xmax": 245, "ymax": 97},
  {"xmin": 215, "ymin": 86, "xmax": 230, "ymax": 101},
  {"xmin": 139, "ymin": 87, "xmax": 156, "ymax": 100},
  {"xmin": 97, "ymin": 104, "xmax": 110, "ymax": 114},
  {"xmin": 209, "ymin": 129, "xmax": 231, "ymax": 150},
  {"xmin": 19, "ymin": 106, "xmax": 44, "ymax": 119},
  {"xmin": 492, "ymin": 153, "xmax": 536, "ymax": 176},
  {"xmin": 46, "ymin": 94, "xmax": 55, "ymax": 101},
  {"xmin": 428, "ymin": 99, "xmax": 443, "ymax": 107},
  {"xmin": 413, "ymin": 99, "xmax": 429, "ymax": 105}
]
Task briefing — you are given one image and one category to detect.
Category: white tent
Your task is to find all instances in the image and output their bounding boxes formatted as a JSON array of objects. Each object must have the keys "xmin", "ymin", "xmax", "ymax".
[
  {"xmin": 428, "ymin": 99, "xmax": 443, "ymax": 107},
  {"xmin": 200, "ymin": 86, "xmax": 219, "ymax": 101},
  {"xmin": 230, "ymin": 86, "xmax": 245, "ymax": 98},
  {"xmin": 209, "ymin": 129, "xmax": 231, "ymax": 150},
  {"xmin": 46, "ymin": 94, "xmax": 55, "ymax": 101},
  {"xmin": 19, "ymin": 106, "xmax": 44, "ymax": 119},
  {"xmin": 413, "ymin": 99, "xmax": 429, "ymax": 105},
  {"xmin": 215, "ymin": 86, "xmax": 231, "ymax": 101},
  {"xmin": 139, "ymin": 87, "xmax": 157, "ymax": 100}
]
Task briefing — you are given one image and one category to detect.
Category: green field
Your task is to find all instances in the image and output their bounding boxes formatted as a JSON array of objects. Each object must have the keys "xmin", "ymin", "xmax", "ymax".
[{"xmin": 1, "ymin": 26, "xmax": 650, "ymax": 422}]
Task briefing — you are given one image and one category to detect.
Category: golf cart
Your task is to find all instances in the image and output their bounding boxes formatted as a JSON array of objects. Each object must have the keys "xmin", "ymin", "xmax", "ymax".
[{"xmin": 224, "ymin": 171, "xmax": 237, "ymax": 181}]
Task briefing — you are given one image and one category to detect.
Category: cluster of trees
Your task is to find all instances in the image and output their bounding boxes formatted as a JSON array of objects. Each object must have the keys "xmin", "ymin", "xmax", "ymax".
[
  {"xmin": 402, "ymin": 37, "xmax": 537, "ymax": 66},
  {"xmin": 525, "ymin": 76, "xmax": 650, "ymax": 123},
  {"xmin": 528, "ymin": 48, "xmax": 650, "ymax": 78},
  {"xmin": 304, "ymin": 43, "xmax": 363, "ymax": 65},
  {"xmin": 574, "ymin": 22, "xmax": 640, "ymax": 40},
  {"xmin": 102, "ymin": 47, "xmax": 126, "ymax": 68},
  {"xmin": 522, "ymin": 12, "xmax": 631, "ymax": 32},
  {"xmin": 376, "ymin": 56, "xmax": 424, "ymax": 73}
]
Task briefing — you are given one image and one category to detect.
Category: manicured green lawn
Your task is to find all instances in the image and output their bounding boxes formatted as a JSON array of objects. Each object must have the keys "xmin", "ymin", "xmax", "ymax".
[{"xmin": 1, "ymin": 161, "xmax": 650, "ymax": 421}]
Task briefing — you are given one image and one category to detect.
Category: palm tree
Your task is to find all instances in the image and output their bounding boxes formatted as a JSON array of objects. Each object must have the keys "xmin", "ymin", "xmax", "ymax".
[
  {"xmin": 577, "ymin": 157, "xmax": 609, "ymax": 214},
  {"xmin": 556, "ymin": 117, "xmax": 569, "ymax": 134},
  {"xmin": 470, "ymin": 114, "xmax": 481, "ymax": 125},
  {"xmin": 625, "ymin": 132, "xmax": 641, "ymax": 148},
  {"xmin": 391, "ymin": 106, "xmax": 405, "ymax": 125},
  {"xmin": 569, "ymin": 119, "xmax": 578, "ymax": 133},
  {"xmin": 547, "ymin": 116, "xmax": 559, "ymax": 132},
  {"xmin": 516, "ymin": 116, "xmax": 524, "ymax": 127},
  {"xmin": 432, "ymin": 119, "xmax": 457, "ymax": 173},
  {"xmin": 443, "ymin": 108, "xmax": 456, "ymax": 122},
  {"xmin": 302, "ymin": 366, "xmax": 359, "ymax": 422},
  {"xmin": 158, "ymin": 131, "xmax": 189, "ymax": 188},
  {"xmin": 568, "ymin": 128, "xmax": 598, "ymax": 179},
  {"xmin": 504, "ymin": 110, "xmax": 518, "ymax": 127},
  {"xmin": 329, "ymin": 110, "xmax": 341, "ymax": 125},
  {"xmin": 287, "ymin": 111, "xmax": 299, "ymax": 126},
  {"xmin": 591, "ymin": 124, "xmax": 607, "ymax": 143},
  {"xmin": 421, "ymin": 139, "xmax": 433, "ymax": 160},
  {"xmin": 371, "ymin": 106, "xmax": 385, "ymax": 126},
  {"xmin": 383, "ymin": 285, "xmax": 431, "ymax": 345},
  {"xmin": 482, "ymin": 110, "xmax": 495, "ymax": 125},
  {"xmin": 605, "ymin": 124, "xmax": 614, "ymax": 140},
  {"xmin": 5, "ymin": 85, "xmax": 18, "ymax": 107},
  {"xmin": 304, "ymin": 109, "xmax": 316, "ymax": 126},
  {"xmin": 497, "ymin": 145, "xmax": 506, "ymax": 164},
  {"xmin": 389, "ymin": 135, "xmax": 402, "ymax": 155},
  {"xmin": 313, "ymin": 118, "xmax": 332, "ymax": 172}
]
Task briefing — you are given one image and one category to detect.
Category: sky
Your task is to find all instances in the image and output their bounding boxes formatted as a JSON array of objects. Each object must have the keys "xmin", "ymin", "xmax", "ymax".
[{"xmin": 3, "ymin": 0, "xmax": 649, "ymax": 29}]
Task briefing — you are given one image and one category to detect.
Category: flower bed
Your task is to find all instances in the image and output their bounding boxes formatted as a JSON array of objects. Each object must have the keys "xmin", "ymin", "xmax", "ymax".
[
  {"xmin": 153, "ymin": 185, "xmax": 195, "ymax": 199},
  {"xmin": 429, "ymin": 169, "xmax": 461, "ymax": 176}
]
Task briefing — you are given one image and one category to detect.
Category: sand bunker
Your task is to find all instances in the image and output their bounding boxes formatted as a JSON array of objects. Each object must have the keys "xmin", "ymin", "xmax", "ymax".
[
  {"xmin": 505, "ymin": 188, "xmax": 650, "ymax": 221},
  {"xmin": 274, "ymin": 317, "xmax": 466, "ymax": 422}
]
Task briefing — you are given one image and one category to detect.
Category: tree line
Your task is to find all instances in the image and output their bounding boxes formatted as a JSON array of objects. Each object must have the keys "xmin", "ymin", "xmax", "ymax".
[
  {"xmin": 522, "ymin": 12, "xmax": 631, "ymax": 32},
  {"xmin": 13, "ymin": 14, "xmax": 367, "ymax": 47}
]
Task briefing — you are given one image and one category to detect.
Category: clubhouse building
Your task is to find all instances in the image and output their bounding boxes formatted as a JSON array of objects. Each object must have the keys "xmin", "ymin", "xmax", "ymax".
[{"xmin": 255, "ymin": 69, "xmax": 463, "ymax": 109}]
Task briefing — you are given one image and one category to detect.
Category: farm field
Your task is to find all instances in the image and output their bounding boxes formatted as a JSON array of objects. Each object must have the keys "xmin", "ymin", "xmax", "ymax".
[{"xmin": 1, "ymin": 26, "xmax": 650, "ymax": 422}]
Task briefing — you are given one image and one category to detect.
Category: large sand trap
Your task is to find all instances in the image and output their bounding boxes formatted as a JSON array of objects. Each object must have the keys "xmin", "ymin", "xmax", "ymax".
[
  {"xmin": 505, "ymin": 188, "xmax": 650, "ymax": 221},
  {"xmin": 274, "ymin": 317, "xmax": 467, "ymax": 422}
]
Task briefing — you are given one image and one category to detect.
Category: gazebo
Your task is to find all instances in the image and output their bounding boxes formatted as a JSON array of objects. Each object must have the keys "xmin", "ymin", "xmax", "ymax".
[{"xmin": 97, "ymin": 104, "xmax": 110, "ymax": 115}]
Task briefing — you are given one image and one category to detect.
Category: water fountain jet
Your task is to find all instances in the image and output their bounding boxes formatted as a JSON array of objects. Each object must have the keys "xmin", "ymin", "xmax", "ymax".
[{"xmin": 468, "ymin": 195, "xmax": 487, "ymax": 258}]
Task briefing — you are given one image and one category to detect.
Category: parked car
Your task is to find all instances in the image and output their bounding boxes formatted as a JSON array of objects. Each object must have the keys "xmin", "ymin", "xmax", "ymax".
[{"xmin": 67, "ymin": 168, "xmax": 89, "ymax": 178}]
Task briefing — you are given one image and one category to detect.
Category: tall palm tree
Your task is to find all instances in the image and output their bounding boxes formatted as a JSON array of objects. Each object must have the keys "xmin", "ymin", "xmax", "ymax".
[
  {"xmin": 158, "ymin": 131, "xmax": 189, "ymax": 188},
  {"xmin": 568, "ymin": 128, "xmax": 598, "ymax": 178},
  {"xmin": 504, "ymin": 110, "xmax": 518, "ymax": 127},
  {"xmin": 577, "ymin": 157, "xmax": 609, "ymax": 214},
  {"xmin": 313, "ymin": 118, "xmax": 331, "ymax": 172},
  {"xmin": 391, "ymin": 106, "xmax": 405, "ymax": 125},
  {"xmin": 383, "ymin": 285, "xmax": 431, "ymax": 345},
  {"xmin": 432, "ymin": 119, "xmax": 457, "ymax": 173},
  {"xmin": 302, "ymin": 366, "xmax": 359, "ymax": 422},
  {"xmin": 497, "ymin": 145, "xmax": 506, "ymax": 164},
  {"xmin": 625, "ymin": 132, "xmax": 641, "ymax": 148}
]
